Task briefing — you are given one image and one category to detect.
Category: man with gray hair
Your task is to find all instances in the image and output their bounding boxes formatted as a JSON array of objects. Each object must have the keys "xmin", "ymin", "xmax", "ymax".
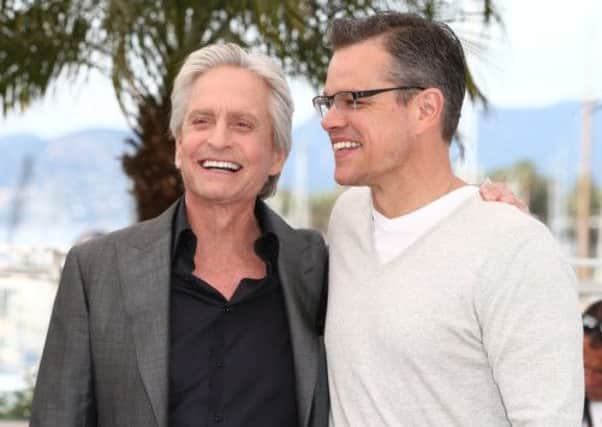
[
  {"xmin": 316, "ymin": 12, "xmax": 583, "ymax": 426},
  {"xmin": 31, "ymin": 43, "xmax": 329, "ymax": 427}
]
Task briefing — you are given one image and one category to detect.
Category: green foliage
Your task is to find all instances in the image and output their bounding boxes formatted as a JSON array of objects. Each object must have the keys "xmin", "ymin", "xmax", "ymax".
[
  {"xmin": 0, "ymin": 0, "xmax": 384, "ymax": 117},
  {"xmin": 0, "ymin": 389, "xmax": 33, "ymax": 419},
  {"xmin": 1, "ymin": 1, "xmax": 500, "ymax": 219},
  {"xmin": 0, "ymin": 374, "xmax": 34, "ymax": 420}
]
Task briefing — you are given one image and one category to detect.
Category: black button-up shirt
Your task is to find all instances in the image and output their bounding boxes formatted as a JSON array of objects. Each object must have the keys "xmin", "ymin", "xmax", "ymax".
[{"xmin": 169, "ymin": 199, "xmax": 299, "ymax": 427}]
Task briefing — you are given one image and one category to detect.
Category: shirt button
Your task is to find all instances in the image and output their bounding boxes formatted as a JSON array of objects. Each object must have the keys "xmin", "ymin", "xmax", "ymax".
[
  {"xmin": 214, "ymin": 415, "xmax": 223, "ymax": 423},
  {"xmin": 216, "ymin": 361, "xmax": 224, "ymax": 368},
  {"xmin": 224, "ymin": 305, "xmax": 231, "ymax": 313}
]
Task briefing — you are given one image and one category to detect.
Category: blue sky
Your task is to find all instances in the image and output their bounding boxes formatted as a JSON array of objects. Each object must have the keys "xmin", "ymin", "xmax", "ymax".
[{"xmin": 1, "ymin": 0, "xmax": 601, "ymax": 139}]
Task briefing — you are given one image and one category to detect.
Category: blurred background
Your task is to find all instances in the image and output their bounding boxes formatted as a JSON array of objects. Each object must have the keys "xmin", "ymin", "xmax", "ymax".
[{"xmin": 1, "ymin": 0, "xmax": 601, "ymax": 422}]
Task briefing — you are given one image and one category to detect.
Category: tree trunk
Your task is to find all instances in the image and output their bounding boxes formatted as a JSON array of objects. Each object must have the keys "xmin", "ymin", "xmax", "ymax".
[{"xmin": 122, "ymin": 93, "xmax": 183, "ymax": 220}]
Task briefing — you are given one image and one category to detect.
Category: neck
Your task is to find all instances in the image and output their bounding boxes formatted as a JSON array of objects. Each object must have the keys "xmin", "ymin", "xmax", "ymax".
[
  {"xmin": 184, "ymin": 192, "xmax": 261, "ymax": 253},
  {"xmin": 371, "ymin": 140, "xmax": 465, "ymax": 218}
]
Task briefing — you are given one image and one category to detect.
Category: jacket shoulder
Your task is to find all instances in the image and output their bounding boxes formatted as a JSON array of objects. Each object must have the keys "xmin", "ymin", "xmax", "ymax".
[{"xmin": 67, "ymin": 207, "xmax": 173, "ymax": 270}]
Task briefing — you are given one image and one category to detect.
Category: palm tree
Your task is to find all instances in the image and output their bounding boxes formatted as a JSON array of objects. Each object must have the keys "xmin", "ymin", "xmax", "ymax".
[{"xmin": 0, "ymin": 0, "xmax": 500, "ymax": 219}]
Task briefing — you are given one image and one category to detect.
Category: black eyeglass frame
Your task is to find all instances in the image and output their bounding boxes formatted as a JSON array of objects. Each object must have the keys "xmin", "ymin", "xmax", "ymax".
[{"xmin": 312, "ymin": 86, "xmax": 426, "ymax": 117}]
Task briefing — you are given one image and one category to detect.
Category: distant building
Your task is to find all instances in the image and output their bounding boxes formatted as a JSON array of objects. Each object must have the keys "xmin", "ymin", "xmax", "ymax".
[{"xmin": 0, "ymin": 246, "xmax": 64, "ymax": 392}]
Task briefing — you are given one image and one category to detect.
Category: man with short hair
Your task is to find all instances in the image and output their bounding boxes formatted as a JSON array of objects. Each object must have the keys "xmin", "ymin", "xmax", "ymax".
[
  {"xmin": 30, "ymin": 39, "xmax": 526, "ymax": 427},
  {"xmin": 315, "ymin": 12, "xmax": 583, "ymax": 426},
  {"xmin": 31, "ymin": 43, "xmax": 329, "ymax": 427}
]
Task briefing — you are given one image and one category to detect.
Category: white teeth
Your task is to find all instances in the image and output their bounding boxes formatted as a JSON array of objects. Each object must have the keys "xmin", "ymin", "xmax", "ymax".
[
  {"xmin": 201, "ymin": 160, "xmax": 242, "ymax": 171},
  {"xmin": 333, "ymin": 141, "xmax": 362, "ymax": 151}
]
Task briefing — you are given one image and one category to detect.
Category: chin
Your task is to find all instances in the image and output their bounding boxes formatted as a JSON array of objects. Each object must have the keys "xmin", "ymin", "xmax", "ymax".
[{"xmin": 334, "ymin": 172, "xmax": 360, "ymax": 187}]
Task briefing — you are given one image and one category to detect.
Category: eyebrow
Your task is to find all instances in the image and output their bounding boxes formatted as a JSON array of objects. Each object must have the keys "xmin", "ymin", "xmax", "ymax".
[
  {"xmin": 186, "ymin": 109, "xmax": 261, "ymax": 124},
  {"xmin": 228, "ymin": 112, "xmax": 260, "ymax": 125},
  {"xmin": 321, "ymin": 88, "xmax": 359, "ymax": 96},
  {"xmin": 186, "ymin": 109, "xmax": 212, "ymax": 119}
]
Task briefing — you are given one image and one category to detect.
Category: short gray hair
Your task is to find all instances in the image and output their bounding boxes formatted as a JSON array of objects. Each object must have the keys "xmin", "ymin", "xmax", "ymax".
[{"xmin": 170, "ymin": 43, "xmax": 294, "ymax": 199}]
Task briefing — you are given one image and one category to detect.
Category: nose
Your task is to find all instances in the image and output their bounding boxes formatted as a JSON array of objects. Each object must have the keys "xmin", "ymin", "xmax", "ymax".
[
  {"xmin": 320, "ymin": 104, "xmax": 347, "ymax": 132},
  {"xmin": 207, "ymin": 121, "xmax": 231, "ymax": 149}
]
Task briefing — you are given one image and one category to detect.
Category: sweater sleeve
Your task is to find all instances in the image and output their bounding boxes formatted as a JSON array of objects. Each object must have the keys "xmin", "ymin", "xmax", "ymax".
[{"xmin": 475, "ymin": 227, "xmax": 583, "ymax": 427}]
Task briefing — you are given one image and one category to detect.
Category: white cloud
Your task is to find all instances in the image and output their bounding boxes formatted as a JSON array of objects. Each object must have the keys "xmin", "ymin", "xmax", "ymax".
[{"xmin": 468, "ymin": 0, "xmax": 602, "ymax": 107}]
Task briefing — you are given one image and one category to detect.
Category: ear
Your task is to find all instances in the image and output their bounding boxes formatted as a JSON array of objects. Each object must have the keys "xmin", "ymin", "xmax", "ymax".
[
  {"xmin": 269, "ymin": 146, "xmax": 285, "ymax": 176},
  {"xmin": 174, "ymin": 138, "xmax": 182, "ymax": 169},
  {"xmin": 413, "ymin": 88, "xmax": 445, "ymax": 135}
]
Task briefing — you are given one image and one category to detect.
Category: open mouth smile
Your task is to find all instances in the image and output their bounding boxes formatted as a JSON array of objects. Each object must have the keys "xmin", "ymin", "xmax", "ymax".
[
  {"xmin": 199, "ymin": 159, "xmax": 242, "ymax": 172},
  {"xmin": 332, "ymin": 141, "xmax": 362, "ymax": 151}
]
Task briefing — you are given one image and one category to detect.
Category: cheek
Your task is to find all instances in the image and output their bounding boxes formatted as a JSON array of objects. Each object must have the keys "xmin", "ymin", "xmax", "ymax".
[
  {"xmin": 246, "ymin": 132, "xmax": 275, "ymax": 160},
  {"xmin": 177, "ymin": 135, "xmax": 202, "ymax": 160},
  {"xmin": 361, "ymin": 119, "xmax": 404, "ymax": 153},
  {"xmin": 376, "ymin": 130, "xmax": 408, "ymax": 162}
]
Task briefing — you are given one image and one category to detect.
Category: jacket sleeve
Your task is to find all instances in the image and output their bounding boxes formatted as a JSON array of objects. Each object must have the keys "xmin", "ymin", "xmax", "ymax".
[
  {"xmin": 30, "ymin": 247, "xmax": 97, "ymax": 426},
  {"xmin": 307, "ymin": 230, "xmax": 330, "ymax": 427}
]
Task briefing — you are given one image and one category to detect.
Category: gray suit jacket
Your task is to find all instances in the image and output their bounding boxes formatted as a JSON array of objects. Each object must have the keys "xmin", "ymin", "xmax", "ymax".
[{"xmin": 31, "ymin": 201, "xmax": 329, "ymax": 427}]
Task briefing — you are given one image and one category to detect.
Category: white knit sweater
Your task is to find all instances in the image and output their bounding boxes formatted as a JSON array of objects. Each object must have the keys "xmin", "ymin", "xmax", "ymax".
[{"xmin": 325, "ymin": 187, "xmax": 583, "ymax": 427}]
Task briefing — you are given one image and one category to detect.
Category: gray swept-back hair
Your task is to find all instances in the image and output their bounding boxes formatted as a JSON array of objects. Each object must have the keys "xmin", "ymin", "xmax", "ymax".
[{"xmin": 169, "ymin": 43, "xmax": 294, "ymax": 199}]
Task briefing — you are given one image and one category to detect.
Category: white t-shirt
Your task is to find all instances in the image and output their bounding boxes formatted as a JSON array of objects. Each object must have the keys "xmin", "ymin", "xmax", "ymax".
[{"xmin": 372, "ymin": 185, "xmax": 479, "ymax": 264}]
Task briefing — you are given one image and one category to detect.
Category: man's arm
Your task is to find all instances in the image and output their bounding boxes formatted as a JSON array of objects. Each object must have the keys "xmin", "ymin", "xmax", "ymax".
[
  {"xmin": 476, "ymin": 227, "xmax": 583, "ymax": 426},
  {"xmin": 30, "ymin": 247, "xmax": 97, "ymax": 426}
]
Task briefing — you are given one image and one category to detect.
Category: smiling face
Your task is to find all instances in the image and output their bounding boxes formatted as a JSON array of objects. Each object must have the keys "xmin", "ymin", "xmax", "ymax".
[
  {"xmin": 175, "ymin": 65, "xmax": 284, "ymax": 207},
  {"xmin": 321, "ymin": 37, "xmax": 417, "ymax": 188}
]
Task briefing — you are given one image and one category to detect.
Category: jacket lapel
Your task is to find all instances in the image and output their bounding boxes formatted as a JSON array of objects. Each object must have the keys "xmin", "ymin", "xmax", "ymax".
[
  {"xmin": 116, "ymin": 204, "xmax": 176, "ymax": 427},
  {"xmin": 262, "ymin": 204, "xmax": 320, "ymax": 427}
]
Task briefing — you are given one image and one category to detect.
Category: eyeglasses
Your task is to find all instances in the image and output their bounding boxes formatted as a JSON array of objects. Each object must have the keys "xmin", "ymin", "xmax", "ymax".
[
  {"xmin": 584, "ymin": 314, "xmax": 602, "ymax": 335},
  {"xmin": 312, "ymin": 86, "xmax": 425, "ymax": 118}
]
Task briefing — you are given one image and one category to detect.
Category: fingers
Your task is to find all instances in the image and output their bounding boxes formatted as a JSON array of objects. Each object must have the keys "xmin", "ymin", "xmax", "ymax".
[
  {"xmin": 479, "ymin": 181, "xmax": 530, "ymax": 214},
  {"xmin": 479, "ymin": 181, "xmax": 509, "ymax": 200}
]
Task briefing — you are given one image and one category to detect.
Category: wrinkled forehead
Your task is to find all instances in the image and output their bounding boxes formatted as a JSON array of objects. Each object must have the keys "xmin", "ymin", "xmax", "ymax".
[{"xmin": 187, "ymin": 66, "xmax": 272, "ymax": 117}]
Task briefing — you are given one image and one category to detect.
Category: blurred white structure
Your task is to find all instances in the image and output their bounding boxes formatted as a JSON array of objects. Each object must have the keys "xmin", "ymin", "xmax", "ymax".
[
  {"xmin": 288, "ymin": 138, "xmax": 310, "ymax": 228},
  {"xmin": 0, "ymin": 246, "xmax": 64, "ymax": 392},
  {"xmin": 597, "ymin": 214, "xmax": 602, "ymax": 282}
]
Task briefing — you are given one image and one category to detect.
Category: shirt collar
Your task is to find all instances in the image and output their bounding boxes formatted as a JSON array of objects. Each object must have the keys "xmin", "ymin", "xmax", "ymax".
[
  {"xmin": 171, "ymin": 197, "xmax": 192, "ymax": 259},
  {"xmin": 170, "ymin": 197, "xmax": 278, "ymax": 260}
]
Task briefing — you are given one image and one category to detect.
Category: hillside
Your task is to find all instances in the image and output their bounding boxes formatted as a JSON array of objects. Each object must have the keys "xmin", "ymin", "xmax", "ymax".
[{"xmin": 1, "ymin": 101, "xmax": 600, "ymax": 245}]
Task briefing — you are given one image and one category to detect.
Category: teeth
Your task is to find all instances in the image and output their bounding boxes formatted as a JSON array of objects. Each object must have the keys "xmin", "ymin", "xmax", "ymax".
[
  {"xmin": 333, "ymin": 141, "xmax": 361, "ymax": 151},
  {"xmin": 201, "ymin": 160, "xmax": 242, "ymax": 171}
]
